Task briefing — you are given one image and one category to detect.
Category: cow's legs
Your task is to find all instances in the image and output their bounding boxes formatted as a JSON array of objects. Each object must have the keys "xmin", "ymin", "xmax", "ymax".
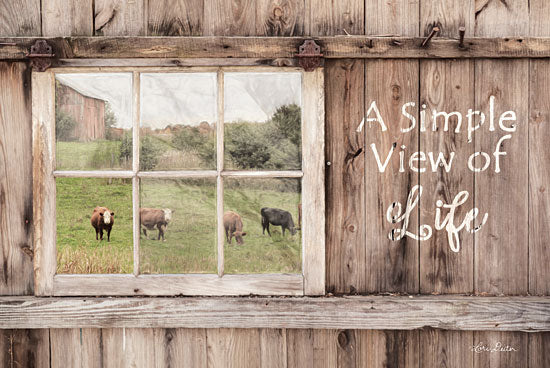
[
  {"xmin": 107, "ymin": 228, "xmax": 111, "ymax": 242},
  {"xmin": 95, "ymin": 228, "xmax": 99, "ymax": 240},
  {"xmin": 99, "ymin": 229, "xmax": 104, "ymax": 240},
  {"xmin": 266, "ymin": 223, "xmax": 271, "ymax": 237},
  {"xmin": 157, "ymin": 224, "xmax": 166, "ymax": 241},
  {"xmin": 282, "ymin": 226, "xmax": 286, "ymax": 236}
]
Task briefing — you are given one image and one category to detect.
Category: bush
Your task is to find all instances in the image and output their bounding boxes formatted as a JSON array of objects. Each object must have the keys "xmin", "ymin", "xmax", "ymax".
[
  {"xmin": 55, "ymin": 110, "xmax": 77, "ymax": 141},
  {"xmin": 172, "ymin": 126, "xmax": 216, "ymax": 167},
  {"xmin": 104, "ymin": 103, "xmax": 118, "ymax": 140},
  {"xmin": 119, "ymin": 132, "xmax": 160, "ymax": 170}
]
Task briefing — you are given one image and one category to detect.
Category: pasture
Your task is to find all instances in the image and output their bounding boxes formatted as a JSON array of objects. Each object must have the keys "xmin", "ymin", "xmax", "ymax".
[{"xmin": 56, "ymin": 176, "xmax": 302, "ymax": 275}]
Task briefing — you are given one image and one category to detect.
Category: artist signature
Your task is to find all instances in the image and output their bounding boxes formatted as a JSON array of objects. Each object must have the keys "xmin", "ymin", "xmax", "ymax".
[{"xmin": 471, "ymin": 342, "xmax": 518, "ymax": 353}]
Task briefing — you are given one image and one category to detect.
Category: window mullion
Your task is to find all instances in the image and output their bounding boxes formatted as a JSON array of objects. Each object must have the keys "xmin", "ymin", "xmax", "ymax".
[
  {"xmin": 217, "ymin": 69, "xmax": 225, "ymax": 277},
  {"xmin": 132, "ymin": 71, "xmax": 140, "ymax": 276}
]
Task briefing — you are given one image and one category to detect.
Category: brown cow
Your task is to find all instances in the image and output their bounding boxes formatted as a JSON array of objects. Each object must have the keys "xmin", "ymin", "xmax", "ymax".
[
  {"xmin": 140, "ymin": 208, "xmax": 173, "ymax": 241},
  {"xmin": 223, "ymin": 211, "xmax": 247, "ymax": 245},
  {"xmin": 91, "ymin": 206, "xmax": 114, "ymax": 241}
]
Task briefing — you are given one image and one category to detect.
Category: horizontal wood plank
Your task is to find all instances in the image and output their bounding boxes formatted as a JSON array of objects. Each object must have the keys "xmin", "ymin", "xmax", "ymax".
[
  {"xmin": 52, "ymin": 274, "xmax": 304, "ymax": 296},
  {"xmin": 3, "ymin": 36, "xmax": 550, "ymax": 60},
  {"xmin": 0, "ymin": 296, "xmax": 548, "ymax": 330}
]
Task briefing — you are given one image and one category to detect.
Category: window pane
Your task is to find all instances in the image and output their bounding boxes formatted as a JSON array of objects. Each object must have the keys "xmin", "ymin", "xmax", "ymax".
[
  {"xmin": 224, "ymin": 178, "xmax": 302, "ymax": 274},
  {"xmin": 55, "ymin": 73, "xmax": 133, "ymax": 170},
  {"xmin": 224, "ymin": 72, "xmax": 302, "ymax": 170},
  {"xmin": 56, "ymin": 178, "xmax": 133, "ymax": 274},
  {"xmin": 139, "ymin": 178, "xmax": 217, "ymax": 274},
  {"xmin": 140, "ymin": 73, "xmax": 217, "ymax": 170}
]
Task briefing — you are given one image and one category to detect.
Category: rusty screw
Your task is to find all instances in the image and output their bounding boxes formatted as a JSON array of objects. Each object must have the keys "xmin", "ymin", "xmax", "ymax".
[
  {"xmin": 458, "ymin": 26, "xmax": 466, "ymax": 48},
  {"xmin": 421, "ymin": 26, "xmax": 440, "ymax": 47}
]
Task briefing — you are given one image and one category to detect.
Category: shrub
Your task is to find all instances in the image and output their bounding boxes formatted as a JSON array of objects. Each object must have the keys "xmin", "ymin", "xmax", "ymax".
[
  {"xmin": 119, "ymin": 132, "xmax": 161, "ymax": 170},
  {"xmin": 55, "ymin": 110, "xmax": 77, "ymax": 141}
]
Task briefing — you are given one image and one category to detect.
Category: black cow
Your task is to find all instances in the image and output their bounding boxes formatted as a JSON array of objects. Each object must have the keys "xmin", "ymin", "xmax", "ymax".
[{"xmin": 261, "ymin": 207, "xmax": 297, "ymax": 236}]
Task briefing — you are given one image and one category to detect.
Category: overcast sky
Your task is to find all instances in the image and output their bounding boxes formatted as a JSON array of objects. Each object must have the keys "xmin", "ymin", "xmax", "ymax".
[{"xmin": 56, "ymin": 72, "xmax": 301, "ymax": 129}]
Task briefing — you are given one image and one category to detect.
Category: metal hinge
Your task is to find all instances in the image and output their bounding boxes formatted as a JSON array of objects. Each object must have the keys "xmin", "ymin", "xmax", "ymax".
[
  {"xmin": 26, "ymin": 40, "xmax": 55, "ymax": 72},
  {"xmin": 296, "ymin": 40, "xmax": 323, "ymax": 71}
]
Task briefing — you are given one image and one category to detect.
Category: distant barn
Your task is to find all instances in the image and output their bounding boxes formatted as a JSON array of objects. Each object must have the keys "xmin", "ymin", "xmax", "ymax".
[{"xmin": 57, "ymin": 84, "xmax": 106, "ymax": 142}]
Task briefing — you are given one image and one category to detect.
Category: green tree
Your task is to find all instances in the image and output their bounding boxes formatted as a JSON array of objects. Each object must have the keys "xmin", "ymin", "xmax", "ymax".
[
  {"xmin": 104, "ymin": 103, "xmax": 117, "ymax": 140},
  {"xmin": 119, "ymin": 132, "xmax": 160, "ymax": 170},
  {"xmin": 55, "ymin": 110, "xmax": 77, "ymax": 141}
]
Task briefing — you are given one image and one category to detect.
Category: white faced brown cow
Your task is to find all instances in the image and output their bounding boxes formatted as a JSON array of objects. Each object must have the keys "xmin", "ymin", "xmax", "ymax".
[
  {"xmin": 223, "ymin": 211, "xmax": 247, "ymax": 245},
  {"xmin": 91, "ymin": 206, "xmax": 115, "ymax": 241},
  {"xmin": 140, "ymin": 208, "xmax": 173, "ymax": 241}
]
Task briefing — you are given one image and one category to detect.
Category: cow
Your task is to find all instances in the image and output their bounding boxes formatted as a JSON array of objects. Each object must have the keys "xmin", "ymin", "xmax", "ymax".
[
  {"xmin": 140, "ymin": 208, "xmax": 173, "ymax": 241},
  {"xmin": 261, "ymin": 207, "xmax": 297, "ymax": 236},
  {"xmin": 223, "ymin": 211, "xmax": 247, "ymax": 245},
  {"xmin": 91, "ymin": 206, "xmax": 114, "ymax": 241}
]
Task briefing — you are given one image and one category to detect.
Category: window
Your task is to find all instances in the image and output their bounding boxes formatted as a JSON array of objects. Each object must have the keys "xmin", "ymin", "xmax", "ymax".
[{"xmin": 32, "ymin": 66, "xmax": 324, "ymax": 296}]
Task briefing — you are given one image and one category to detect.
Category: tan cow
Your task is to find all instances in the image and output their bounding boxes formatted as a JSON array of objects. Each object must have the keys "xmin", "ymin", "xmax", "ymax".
[
  {"xmin": 91, "ymin": 206, "xmax": 114, "ymax": 241},
  {"xmin": 140, "ymin": 208, "xmax": 173, "ymax": 241},
  {"xmin": 223, "ymin": 211, "xmax": 247, "ymax": 245}
]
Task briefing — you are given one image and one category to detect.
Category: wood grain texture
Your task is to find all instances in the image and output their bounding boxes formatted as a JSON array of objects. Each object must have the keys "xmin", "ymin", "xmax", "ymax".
[
  {"xmin": 529, "ymin": 332, "xmax": 550, "ymax": 368},
  {"xmin": 50, "ymin": 328, "xmax": 82, "ymax": 368},
  {"xmin": 420, "ymin": 329, "xmax": 474, "ymax": 368},
  {"xmin": 286, "ymin": 329, "xmax": 313, "ymax": 368},
  {"xmin": 207, "ymin": 328, "xmax": 261, "ymax": 368},
  {"xmin": 474, "ymin": 0, "xmax": 528, "ymax": 37},
  {"xmin": 528, "ymin": 60, "xmax": 550, "ymax": 295},
  {"xmin": 473, "ymin": 331, "xmax": 528, "ymax": 368},
  {"xmin": 32, "ymin": 71, "xmax": 56, "ymax": 296},
  {"xmin": 365, "ymin": 0, "xmax": 419, "ymax": 36},
  {"xmin": 6, "ymin": 36, "xmax": 550, "ymax": 60},
  {"xmin": 0, "ymin": 0, "xmax": 40, "ymax": 36},
  {"xmin": 420, "ymin": 0, "xmax": 474, "ymax": 37},
  {"xmin": 256, "ymin": 0, "xmax": 304, "ymax": 36},
  {"xmin": 473, "ymin": 60, "xmax": 529, "ymax": 295},
  {"xmin": 0, "ymin": 63, "xmax": 34, "ymax": 295},
  {"xmin": 313, "ymin": 330, "xmax": 337, "ymax": 368},
  {"xmin": 52, "ymin": 273, "xmax": 303, "ymax": 296},
  {"xmin": 364, "ymin": 59, "xmax": 420, "ymax": 293},
  {"xmin": 0, "ymin": 329, "xmax": 49, "ymax": 368},
  {"xmin": 102, "ymin": 328, "xmax": 156, "ymax": 367},
  {"xmin": 325, "ymin": 59, "xmax": 365, "ymax": 294},
  {"xmin": 302, "ymin": 68, "xmax": 325, "ymax": 295},
  {"xmin": 94, "ymin": 0, "xmax": 146, "ymax": 36},
  {"xmin": 203, "ymin": 0, "xmax": 256, "ymax": 36},
  {"xmin": 357, "ymin": 330, "xmax": 419, "ymax": 368},
  {"xmin": 260, "ymin": 329, "xmax": 287, "ymax": 368},
  {"xmin": 42, "ymin": 0, "xmax": 93, "ymax": 36},
  {"xmin": 1, "ymin": 296, "xmax": 549, "ymax": 330},
  {"xmin": 307, "ymin": 0, "xmax": 364, "ymax": 36},
  {"xmin": 419, "ymin": 59, "xmax": 475, "ymax": 293},
  {"xmin": 148, "ymin": 0, "xmax": 203, "ymax": 36}
]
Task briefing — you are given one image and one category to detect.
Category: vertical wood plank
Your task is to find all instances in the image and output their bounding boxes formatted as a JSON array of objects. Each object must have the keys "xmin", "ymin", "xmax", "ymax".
[
  {"xmin": 203, "ymin": 0, "xmax": 257, "ymax": 36},
  {"xmin": 94, "ymin": 0, "xmax": 146, "ymax": 36},
  {"xmin": 153, "ymin": 328, "xmax": 208, "ymax": 368},
  {"xmin": 529, "ymin": 333, "xmax": 550, "ymax": 368},
  {"xmin": 260, "ymin": 329, "xmax": 287, "ymax": 368},
  {"xmin": 302, "ymin": 68, "xmax": 325, "ymax": 295},
  {"xmin": 312, "ymin": 330, "xmax": 337, "ymax": 368},
  {"xmin": 0, "ymin": 330, "xmax": 50, "ymax": 368},
  {"xmin": 357, "ymin": 330, "xmax": 419, "ymax": 368},
  {"xmin": 0, "ymin": 62, "xmax": 34, "ymax": 295},
  {"xmin": 51, "ymin": 328, "xmax": 82, "ymax": 368},
  {"xmin": 335, "ymin": 330, "xmax": 355, "ymax": 368},
  {"xmin": 420, "ymin": 0, "xmax": 474, "ymax": 37},
  {"xmin": 286, "ymin": 329, "xmax": 313, "ymax": 368},
  {"xmin": 325, "ymin": 59, "xmax": 365, "ymax": 295},
  {"xmin": 42, "ymin": 0, "xmax": 93, "ymax": 36},
  {"xmin": 148, "ymin": 0, "xmax": 203, "ymax": 36},
  {"xmin": 207, "ymin": 328, "xmax": 261, "ymax": 368},
  {"xmin": 81, "ymin": 329, "xmax": 103, "ymax": 368},
  {"xmin": 256, "ymin": 0, "xmax": 304, "ymax": 36},
  {"xmin": 102, "ymin": 328, "xmax": 156, "ymax": 367},
  {"xmin": 420, "ymin": 329, "xmax": 474, "ymax": 368},
  {"xmin": 419, "ymin": 59, "xmax": 475, "ymax": 293},
  {"xmin": 307, "ymin": 0, "xmax": 364, "ymax": 36},
  {"xmin": 0, "ymin": 0, "xmax": 40, "ymax": 36},
  {"xmin": 473, "ymin": 331, "xmax": 528, "ymax": 368},
  {"xmin": 32, "ymin": 71, "xmax": 56, "ymax": 296},
  {"xmin": 364, "ymin": 59, "xmax": 420, "ymax": 293},
  {"xmin": 529, "ymin": 0, "xmax": 550, "ymax": 296},
  {"xmin": 474, "ymin": 0, "xmax": 528, "ymax": 37},
  {"xmin": 365, "ymin": 0, "xmax": 419, "ymax": 36}
]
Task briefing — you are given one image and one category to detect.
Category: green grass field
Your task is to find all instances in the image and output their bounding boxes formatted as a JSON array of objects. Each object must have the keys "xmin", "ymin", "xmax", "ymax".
[
  {"xmin": 56, "ymin": 177, "xmax": 301, "ymax": 274},
  {"xmin": 56, "ymin": 140, "xmax": 129, "ymax": 170}
]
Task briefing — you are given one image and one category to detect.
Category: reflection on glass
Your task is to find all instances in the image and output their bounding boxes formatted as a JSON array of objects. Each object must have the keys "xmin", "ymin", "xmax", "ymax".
[
  {"xmin": 56, "ymin": 178, "xmax": 133, "ymax": 274},
  {"xmin": 224, "ymin": 178, "xmax": 302, "ymax": 274},
  {"xmin": 55, "ymin": 73, "xmax": 133, "ymax": 170},
  {"xmin": 140, "ymin": 73, "xmax": 217, "ymax": 170},
  {"xmin": 139, "ymin": 178, "xmax": 217, "ymax": 274},
  {"xmin": 224, "ymin": 72, "xmax": 302, "ymax": 170}
]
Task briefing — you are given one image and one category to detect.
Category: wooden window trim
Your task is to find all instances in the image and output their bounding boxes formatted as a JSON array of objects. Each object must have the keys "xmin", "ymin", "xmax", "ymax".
[{"xmin": 32, "ymin": 66, "xmax": 325, "ymax": 296}]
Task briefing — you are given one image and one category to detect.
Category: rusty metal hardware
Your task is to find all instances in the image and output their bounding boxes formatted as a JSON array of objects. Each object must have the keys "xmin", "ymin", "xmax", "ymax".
[
  {"xmin": 296, "ymin": 39, "xmax": 323, "ymax": 71},
  {"xmin": 27, "ymin": 40, "xmax": 55, "ymax": 72},
  {"xmin": 458, "ymin": 26, "xmax": 466, "ymax": 48},
  {"xmin": 421, "ymin": 26, "xmax": 440, "ymax": 47}
]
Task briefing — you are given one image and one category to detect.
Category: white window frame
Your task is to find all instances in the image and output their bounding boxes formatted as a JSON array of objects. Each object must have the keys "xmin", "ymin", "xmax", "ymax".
[{"xmin": 32, "ymin": 65, "xmax": 324, "ymax": 296}]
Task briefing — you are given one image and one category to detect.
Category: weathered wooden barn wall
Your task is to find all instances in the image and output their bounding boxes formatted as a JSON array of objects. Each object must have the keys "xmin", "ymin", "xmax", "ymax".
[
  {"xmin": 57, "ymin": 84, "xmax": 106, "ymax": 142},
  {"xmin": 0, "ymin": 0, "xmax": 549, "ymax": 367}
]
